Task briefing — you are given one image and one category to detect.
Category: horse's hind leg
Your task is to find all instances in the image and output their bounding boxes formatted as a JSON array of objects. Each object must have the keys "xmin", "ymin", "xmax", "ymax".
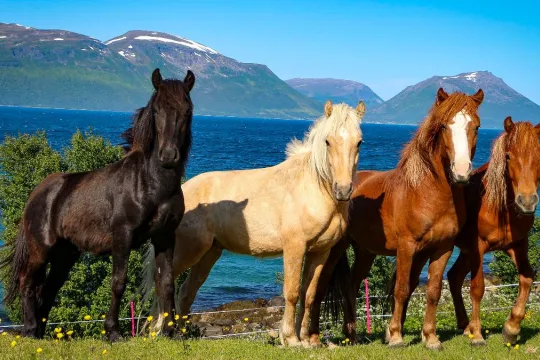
[
  {"xmin": 502, "ymin": 240, "xmax": 534, "ymax": 345},
  {"xmin": 36, "ymin": 243, "xmax": 80, "ymax": 338},
  {"xmin": 447, "ymin": 251, "xmax": 471, "ymax": 332},
  {"xmin": 342, "ymin": 248, "xmax": 376, "ymax": 341},
  {"xmin": 177, "ymin": 241, "xmax": 222, "ymax": 318},
  {"xmin": 152, "ymin": 231, "xmax": 177, "ymax": 337},
  {"xmin": 104, "ymin": 226, "xmax": 133, "ymax": 342},
  {"xmin": 296, "ymin": 250, "xmax": 331, "ymax": 348},
  {"xmin": 309, "ymin": 237, "xmax": 351, "ymax": 346},
  {"xmin": 421, "ymin": 246, "xmax": 453, "ymax": 350}
]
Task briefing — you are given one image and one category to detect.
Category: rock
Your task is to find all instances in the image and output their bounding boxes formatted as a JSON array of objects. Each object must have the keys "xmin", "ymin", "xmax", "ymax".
[
  {"xmin": 268, "ymin": 296, "xmax": 285, "ymax": 307},
  {"xmin": 202, "ymin": 326, "xmax": 223, "ymax": 337},
  {"xmin": 211, "ymin": 318, "xmax": 234, "ymax": 327}
]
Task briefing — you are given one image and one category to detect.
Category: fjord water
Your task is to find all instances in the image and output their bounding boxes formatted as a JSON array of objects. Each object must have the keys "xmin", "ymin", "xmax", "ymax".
[{"xmin": 0, "ymin": 106, "xmax": 503, "ymax": 311}]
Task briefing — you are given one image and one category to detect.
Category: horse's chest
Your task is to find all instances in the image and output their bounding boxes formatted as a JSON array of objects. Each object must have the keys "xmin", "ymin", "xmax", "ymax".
[
  {"xmin": 417, "ymin": 208, "xmax": 461, "ymax": 246},
  {"xmin": 307, "ymin": 212, "xmax": 348, "ymax": 251}
]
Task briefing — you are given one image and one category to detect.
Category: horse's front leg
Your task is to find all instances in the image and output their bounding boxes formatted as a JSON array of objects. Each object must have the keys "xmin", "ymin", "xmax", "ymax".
[
  {"xmin": 421, "ymin": 245, "xmax": 453, "ymax": 350},
  {"xmin": 152, "ymin": 230, "xmax": 177, "ymax": 338},
  {"xmin": 279, "ymin": 240, "xmax": 306, "ymax": 347},
  {"xmin": 386, "ymin": 241, "xmax": 415, "ymax": 348},
  {"xmin": 105, "ymin": 226, "xmax": 133, "ymax": 342},
  {"xmin": 467, "ymin": 245, "xmax": 486, "ymax": 345},
  {"xmin": 296, "ymin": 250, "xmax": 331, "ymax": 348},
  {"xmin": 503, "ymin": 240, "xmax": 534, "ymax": 345}
]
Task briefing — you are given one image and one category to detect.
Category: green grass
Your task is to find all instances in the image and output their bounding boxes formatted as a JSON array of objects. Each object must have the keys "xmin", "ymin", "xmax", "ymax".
[{"xmin": 0, "ymin": 326, "xmax": 539, "ymax": 360}]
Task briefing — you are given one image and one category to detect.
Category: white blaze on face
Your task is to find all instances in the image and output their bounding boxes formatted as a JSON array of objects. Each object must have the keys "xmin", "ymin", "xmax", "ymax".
[{"xmin": 449, "ymin": 110, "xmax": 472, "ymax": 177}]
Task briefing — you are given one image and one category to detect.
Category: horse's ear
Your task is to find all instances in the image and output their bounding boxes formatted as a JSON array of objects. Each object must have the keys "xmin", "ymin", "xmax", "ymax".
[
  {"xmin": 436, "ymin": 88, "xmax": 449, "ymax": 105},
  {"xmin": 504, "ymin": 116, "xmax": 515, "ymax": 134},
  {"xmin": 324, "ymin": 100, "xmax": 333, "ymax": 117},
  {"xmin": 356, "ymin": 101, "xmax": 366, "ymax": 119},
  {"xmin": 471, "ymin": 89, "xmax": 484, "ymax": 106},
  {"xmin": 184, "ymin": 70, "xmax": 195, "ymax": 92},
  {"xmin": 152, "ymin": 68, "xmax": 162, "ymax": 90}
]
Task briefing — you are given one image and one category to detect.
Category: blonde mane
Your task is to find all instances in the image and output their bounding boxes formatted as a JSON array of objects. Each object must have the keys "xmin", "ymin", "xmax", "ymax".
[
  {"xmin": 285, "ymin": 103, "xmax": 362, "ymax": 184},
  {"xmin": 484, "ymin": 122, "xmax": 539, "ymax": 211},
  {"xmin": 394, "ymin": 92, "xmax": 481, "ymax": 188}
]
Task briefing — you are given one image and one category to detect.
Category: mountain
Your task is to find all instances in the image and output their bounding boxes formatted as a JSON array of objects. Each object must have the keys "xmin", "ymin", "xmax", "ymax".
[
  {"xmin": 105, "ymin": 31, "xmax": 321, "ymax": 118},
  {"xmin": 285, "ymin": 78, "xmax": 384, "ymax": 109},
  {"xmin": 0, "ymin": 24, "xmax": 321, "ymax": 119},
  {"xmin": 368, "ymin": 71, "xmax": 540, "ymax": 128}
]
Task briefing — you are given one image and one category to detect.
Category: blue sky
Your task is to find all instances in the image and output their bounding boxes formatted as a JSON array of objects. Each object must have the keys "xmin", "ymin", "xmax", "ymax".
[{"xmin": 2, "ymin": 0, "xmax": 539, "ymax": 103}]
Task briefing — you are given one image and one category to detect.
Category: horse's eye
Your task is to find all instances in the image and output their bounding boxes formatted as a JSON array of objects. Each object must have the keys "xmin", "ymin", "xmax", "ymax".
[{"xmin": 325, "ymin": 140, "xmax": 330, "ymax": 146}]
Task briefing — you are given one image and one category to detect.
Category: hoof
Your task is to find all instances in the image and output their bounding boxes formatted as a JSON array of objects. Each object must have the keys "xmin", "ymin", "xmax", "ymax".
[
  {"xmin": 107, "ymin": 331, "xmax": 122, "ymax": 342},
  {"xmin": 502, "ymin": 326, "xmax": 518, "ymax": 345},
  {"xmin": 471, "ymin": 338, "xmax": 486, "ymax": 347},
  {"xmin": 388, "ymin": 340, "xmax": 406, "ymax": 348},
  {"xmin": 425, "ymin": 342, "xmax": 443, "ymax": 351},
  {"xmin": 309, "ymin": 334, "xmax": 322, "ymax": 348},
  {"xmin": 385, "ymin": 326, "xmax": 391, "ymax": 344}
]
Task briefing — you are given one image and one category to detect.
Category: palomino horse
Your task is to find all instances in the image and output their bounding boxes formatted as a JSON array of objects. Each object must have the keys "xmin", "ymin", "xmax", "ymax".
[
  {"xmin": 311, "ymin": 88, "xmax": 485, "ymax": 350},
  {"xmin": 448, "ymin": 118, "xmax": 540, "ymax": 345},
  {"xmin": 1, "ymin": 69, "xmax": 195, "ymax": 341},
  {"xmin": 142, "ymin": 100, "xmax": 365, "ymax": 347}
]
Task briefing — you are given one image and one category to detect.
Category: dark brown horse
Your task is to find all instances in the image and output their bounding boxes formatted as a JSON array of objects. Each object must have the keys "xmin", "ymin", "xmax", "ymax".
[
  {"xmin": 310, "ymin": 88, "xmax": 484, "ymax": 349},
  {"xmin": 448, "ymin": 118, "xmax": 540, "ymax": 345},
  {"xmin": 1, "ymin": 69, "xmax": 195, "ymax": 341}
]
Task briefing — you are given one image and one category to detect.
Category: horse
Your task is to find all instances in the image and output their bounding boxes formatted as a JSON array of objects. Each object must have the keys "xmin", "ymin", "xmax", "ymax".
[
  {"xmin": 447, "ymin": 117, "xmax": 540, "ymax": 346},
  {"xmin": 1, "ymin": 68, "xmax": 195, "ymax": 341},
  {"xmin": 140, "ymin": 100, "xmax": 365, "ymax": 347},
  {"xmin": 310, "ymin": 88, "xmax": 485, "ymax": 350}
]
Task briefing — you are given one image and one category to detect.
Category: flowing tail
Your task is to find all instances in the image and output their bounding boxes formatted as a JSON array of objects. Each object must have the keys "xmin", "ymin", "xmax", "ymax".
[
  {"xmin": 322, "ymin": 249, "xmax": 353, "ymax": 324},
  {"xmin": 1, "ymin": 222, "xmax": 28, "ymax": 305},
  {"xmin": 139, "ymin": 244, "xmax": 157, "ymax": 306}
]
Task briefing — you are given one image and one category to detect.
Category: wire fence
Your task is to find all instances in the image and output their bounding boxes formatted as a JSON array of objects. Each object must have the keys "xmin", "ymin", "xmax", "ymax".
[{"xmin": 0, "ymin": 281, "xmax": 538, "ymax": 339}]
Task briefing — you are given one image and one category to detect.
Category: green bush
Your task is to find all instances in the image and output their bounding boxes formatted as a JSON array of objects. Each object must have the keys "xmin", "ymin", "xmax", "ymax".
[
  {"xmin": 489, "ymin": 218, "xmax": 540, "ymax": 284},
  {"xmin": 0, "ymin": 130, "xmax": 155, "ymax": 337}
]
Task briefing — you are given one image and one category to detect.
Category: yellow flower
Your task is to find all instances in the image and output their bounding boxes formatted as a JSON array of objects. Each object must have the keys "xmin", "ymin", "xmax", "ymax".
[
  {"xmin": 186, "ymin": 320, "xmax": 191, "ymax": 324},
  {"xmin": 36, "ymin": 347, "xmax": 43, "ymax": 353},
  {"xmin": 174, "ymin": 315, "xmax": 180, "ymax": 320},
  {"xmin": 151, "ymin": 332, "xmax": 156, "ymax": 337},
  {"xmin": 163, "ymin": 312, "xmax": 169, "ymax": 318},
  {"xmin": 243, "ymin": 317, "xmax": 249, "ymax": 322},
  {"xmin": 168, "ymin": 321, "xmax": 174, "ymax": 327},
  {"xmin": 485, "ymin": 330, "xmax": 489, "ymax": 334},
  {"xmin": 341, "ymin": 340, "xmax": 345, "ymax": 344},
  {"xmin": 101, "ymin": 315, "xmax": 106, "ymax": 319},
  {"xmin": 101, "ymin": 330, "xmax": 106, "ymax": 335},
  {"xmin": 468, "ymin": 334, "xmax": 474, "ymax": 339},
  {"xmin": 182, "ymin": 315, "xmax": 188, "ymax": 320},
  {"xmin": 514, "ymin": 344, "xmax": 519, "ymax": 350},
  {"xmin": 147, "ymin": 316, "xmax": 154, "ymax": 322},
  {"xmin": 67, "ymin": 330, "xmax": 73, "ymax": 336},
  {"xmin": 181, "ymin": 328, "xmax": 186, "ymax": 333},
  {"xmin": 345, "ymin": 338, "xmax": 350, "ymax": 343},
  {"xmin": 143, "ymin": 337, "xmax": 147, "ymax": 342},
  {"xmin": 57, "ymin": 333, "xmax": 64, "ymax": 339},
  {"xmin": 102, "ymin": 349, "xmax": 108, "ymax": 355},
  {"xmin": 15, "ymin": 335, "xmax": 20, "ymax": 339},
  {"xmin": 54, "ymin": 327, "xmax": 62, "ymax": 333},
  {"xmin": 84, "ymin": 315, "xmax": 91, "ymax": 321},
  {"xmin": 11, "ymin": 340, "xmax": 16, "ymax": 347},
  {"xmin": 507, "ymin": 342, "xmax": 511, "ymax": 347},
  {"xmin": 42, "ymin": 318, "xmax": 46, "ymax": 322},
  {"xmin": 1, "ymin": 332, "xmax": 6, "ymax": 336}
]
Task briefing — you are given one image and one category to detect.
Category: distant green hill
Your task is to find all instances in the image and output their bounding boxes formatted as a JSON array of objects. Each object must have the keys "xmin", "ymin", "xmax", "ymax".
[{"xmin": 0, "ymin": 24, "xmax": 321, "ymax": 119}]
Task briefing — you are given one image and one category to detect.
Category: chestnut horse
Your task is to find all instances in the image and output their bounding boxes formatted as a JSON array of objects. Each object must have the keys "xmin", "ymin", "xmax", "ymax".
[
  {"xmin": 448, "ymin": 117, "xmax": 540, "ymax": 345},
  {"xmin": 311, "ymin": 88, "xmax": 484, "ymax": 349},
  {"xmin": 1, "ymin": 69, "xmax": 195, "ymax": 341},
  {"xmin": 141, "ymin": 100, "xmax": 365, "ymax": 347}
]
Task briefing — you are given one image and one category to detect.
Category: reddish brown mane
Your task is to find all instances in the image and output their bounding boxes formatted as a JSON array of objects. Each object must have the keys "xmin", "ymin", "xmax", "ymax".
[
  {"xmin": 390, "ymin": 92, "xmax": 481, "ymax": 188},
  {"xmin": 484, "ymin": 121, "xmax": 540, "ymax": 211}
]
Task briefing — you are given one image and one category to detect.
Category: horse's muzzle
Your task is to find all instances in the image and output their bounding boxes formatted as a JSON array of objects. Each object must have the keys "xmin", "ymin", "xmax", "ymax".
[
  {"xmin": 516, "ymin": 193, "xmax": 539, "ymax": 214},
  {"xmin": 334, "ymin": 182, "xmax": 353, "ymax": 202},
  {"xmin": 159, "ymin": 147, "xmax": 179, "ymax": 168}
]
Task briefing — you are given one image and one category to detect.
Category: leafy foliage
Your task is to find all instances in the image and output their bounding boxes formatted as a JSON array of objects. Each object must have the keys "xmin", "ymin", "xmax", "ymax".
[{"xmin": 0, "ymin": 131, "xmax": 157, "ymax": 335}]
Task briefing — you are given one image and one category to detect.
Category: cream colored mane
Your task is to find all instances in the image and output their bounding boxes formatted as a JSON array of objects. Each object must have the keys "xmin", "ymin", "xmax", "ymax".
[
  {"xmin": 285, "ymin": 103, "xmax": 362, "ymax": 184},
  {"xmin": 484, "ymin": 132, "xmax": 508, "ymax": 211}
]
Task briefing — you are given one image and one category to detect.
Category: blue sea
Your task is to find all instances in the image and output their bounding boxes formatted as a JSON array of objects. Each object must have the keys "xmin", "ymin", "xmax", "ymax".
[{"xmin": 0, "ymin": 106, "xmax": 506, "ymax": 311}]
